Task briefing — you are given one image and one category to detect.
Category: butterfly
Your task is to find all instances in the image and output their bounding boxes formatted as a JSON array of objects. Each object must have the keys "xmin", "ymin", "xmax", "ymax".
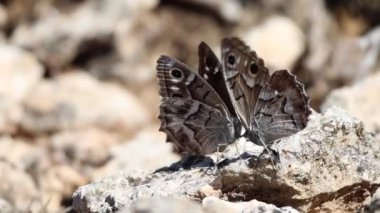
[{"xmin": 156, "ymin": 37, "xmax": 311, "ymax": 155}]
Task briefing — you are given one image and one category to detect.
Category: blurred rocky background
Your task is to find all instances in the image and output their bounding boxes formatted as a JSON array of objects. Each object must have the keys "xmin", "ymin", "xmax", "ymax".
[{"xmin": 0, "ymin": 0, "xmax": 379, "ymax": 212}]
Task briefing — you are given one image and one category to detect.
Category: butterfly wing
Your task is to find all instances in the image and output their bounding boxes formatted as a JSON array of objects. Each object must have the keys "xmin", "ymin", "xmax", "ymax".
[
  {"xmin": 198, "ymin": 42, "xmax": 236, "ymax": 117},
  {"xmin": 221, "ymin": 37, "xmax": 270, "ymax": 131},
  {"xmin": 253, "ymin": 70, "xmax": 311, "ymax": 144},
  {"xmin": 156, "ymin": 55, "xmax": 236, "ymax": 155},
  {"xmin": 159, "ymin": 98, "xmax": 236, "ymax": 154}
]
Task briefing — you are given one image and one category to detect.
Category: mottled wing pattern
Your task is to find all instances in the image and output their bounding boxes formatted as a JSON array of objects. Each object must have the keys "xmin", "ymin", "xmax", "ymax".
[
  {"xmin": 156, "ymin": 55, "xmax": 235, "ymax": 154},
  {"xmin": 198, "ymin": 42, "xmax": 236, "ymax": 117},
  {"xmin": 156, "ymin": 37, "xmax": 312, "ymax": 153},
  {"xmin": 157, "ymin": 55, "xmax": 228, "ymax": 113},
  {"xmin": 159, "ymin": 98, "xmax": 236, "ymax": 154},
  {"xmin": 253, "ymin": 70, "xmax": 311, "ymax": 144},
  {"xmin": 221, "ymin": 37, "xmax": 270, "ymax": 130}
]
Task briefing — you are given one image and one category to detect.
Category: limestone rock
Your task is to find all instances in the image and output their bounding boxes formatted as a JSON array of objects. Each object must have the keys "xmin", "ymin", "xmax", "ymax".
[
  {"xmin": 0, "ymin": 44, "xmax": 43, "ymax": 134},
  {"xmin": 37, "ymin": 164, "xmax": 88, "ymax": 211},
  {"xmin": 0, "ymin": 161, "xmax": 39, "ymax": 212},
  {"xmin": 0, "ymin": 198, "xmax": 12, "ymax": 213},
  {"xmin": 0, "ymin": 137, "xmax": 37, "ymax": 169},
  {"xmin": 322, "ymin": 71, "xmax": 380, "ymax": 133},
  {"xmin": 0, "ymin": 4, "xmax": 7, "ymax": 29},
  {"xmin": 156, "ymin": 0, "xmax": 243, "ymax": 23},
  {"xmin": 0, "ymin": 136, "xmax": 88, "ymax": 212},
  {"xmin": 10, "ymin": 0, "xmax": 159, "ymax": 71},
  {"xmin": 190, "ymin": 0, "xmax": 243, "ymax": 22},
  {"xmin": 21, "ymin": 72, "xmax": 149, "ymax": 136},
  {"xmin": 73, "ymin": 171, "xmax": 148, "ymax": 212},
  {"xmin": 328, "ymin": 26, "xmax": 380, "ymax": 83},
  {"xmin": 113, "ymin": 8, "xmax": 222, "ymax": 87},
  {"xmin": 305, "ymin": 15, "xmax": 380, "ymax": 108},
  {"xmin": 131, "ymin": 197, "xmax": 204, "ymax": 213},
  {"xmin": 203, "ymin": 197, "xmax": 299, "ymax": 213},
  {"xmin": 51, "ymin": 128, "xmax": 119, "ymax": 167},
  {"xmin": 243, "ymin": 16, "xmax": 305, "ymax": 71},
  {"xmin": 122, "ymin": 0, "xmax": 159, "ymax": 14},
  {"xmin": 93, "ymin": 128, "xmax": 180, "ymax": 179},
  {"xmin": 365, "ymin": 188, "xmax": 380, "ymax": 212},
  {"xmin": 72, "ymin": 107, "xmax": 380, "ymax": 212},
  {"xmin": 0, "ymin": 44, "xmax": 43, "ymax": 101}
]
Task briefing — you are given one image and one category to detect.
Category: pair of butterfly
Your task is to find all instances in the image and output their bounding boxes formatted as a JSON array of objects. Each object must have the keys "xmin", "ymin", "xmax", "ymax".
[{"xmin": 157, "ymin": 37, "xmax": 311, "ymax": 155}]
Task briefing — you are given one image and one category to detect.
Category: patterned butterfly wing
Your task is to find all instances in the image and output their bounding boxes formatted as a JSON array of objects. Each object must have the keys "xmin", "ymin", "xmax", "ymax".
[
  {"xmin": 159, "ymin": 98, "xmax": 236, "ymax": 154},
  {"xmin": 253, "ymin": 70, "xmax": 311, "ymax": 144},
  {"xmin": 156, "ymin": 55, "xmax": 236, "ymax": 155},
  {"xmin": 221, "ymin": 37, "xmax": 270, "ymax": 131},
  {"xmin": 198, "ymin": 42, "xmax": 236, "ymax": 117}
]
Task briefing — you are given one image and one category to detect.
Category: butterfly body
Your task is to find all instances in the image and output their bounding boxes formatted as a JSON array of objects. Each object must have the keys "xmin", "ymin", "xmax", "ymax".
[{"xmin": 157, "ymin": 37, "xmax": 311, "ymax": 155}]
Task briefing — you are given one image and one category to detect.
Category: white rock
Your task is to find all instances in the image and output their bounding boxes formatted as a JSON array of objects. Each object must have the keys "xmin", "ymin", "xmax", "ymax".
[
  {"xmin": 328, "ymin": 26, "xmax": 380, "ymax": 83},
  {"xmin": 322, "ymin": 71, "xmax": 380, "ymax": 133},
  {"xmin": 51, "ymin": 128, "xmax": 119, "ymax": 167},
  {"xmin": 158, "ymin": 0, "xmax": 242, "ymax": 23},
  {"xmin": 122, "ymin": 0, "xmax": 159, "ymax": 15},
  {"xmin": 0, "ymin": 135, "xmax": 87, "ymax": 212},
  {"xmin": 366, "ymin": 188, "xmax": 380, "ymax": 212},
  {"xmin": 11, "ymin": 0, "xmax": 159, "ymax": 68},
  {"xmin": 0, "ymin": 161, "xmax": 39, "ymax": 212},
  {"xmin": 73, "ymin": 107, "xmax": 379, "ymax": 212},
  {"xmin": 37, "ymin": 165, "xmax": 88, "ymax": 211},
  {"xmin": 219, "ymin": 0, "xmax": 243, "ymax": 22},
  {"xmin": 130, "ymin": 197, "xmax": 204, "ymax": 213},
  {"xmin": 243, "ymin": 16, "xmax": 305, "ymax": 71},
  {"xmin": 0, "ymin": 137, "xmax": 36, "ymax": 169},
  {"xmin": 0, "ymin": 5, "xmax": 7, "ymax": 29},
  {"xmin": 203, "ymin": 196, "xmax": 299, "ymax": 213},
  {"xmin": 0, "ymin": 198, "xmax": 12, "ymax": 213},
  {"xmin": 93, "ymin": 127, "xmax": 180, "ymax": 178},
  {"xmin": 0, "ymin": 44, "xmax": 43, "ymax": 134},
  {"xmin": 21, "ymin": 72, "xmax": 149, "ymax": 136},
  {"xmin": 73, "ymin": 170, "xmax": 150, "ymax": 212},
  {"xmin": 0, "ymin": 46, "xmax": 40, "ymax": 93}
]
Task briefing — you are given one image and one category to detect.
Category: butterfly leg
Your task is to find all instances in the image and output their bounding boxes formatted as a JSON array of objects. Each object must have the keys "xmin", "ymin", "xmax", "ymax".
[
  {"xmin": 216, "ymin": 143, "xmax": 227, "ymax": 164},
  {"xmin": 258, "ymin": 137, "xmax": 271, "ymax": 155},
  {"xmin": 246, "ymin": 130, "xmax": 273, "ymax": 156},
  {"xmin": 215, "ymin": 140, "xmax": 245, "ymax": 166},
  {"xmin": 248, "ymin": 131, "xmax": 278, "ymax": 168},
  {"xmin": 257, "ymin": 142, "xmax": 280, "ymax": 169},
  {"xmin": 232, "ymin": 141, "xmax": 244, "ymax": 165}
]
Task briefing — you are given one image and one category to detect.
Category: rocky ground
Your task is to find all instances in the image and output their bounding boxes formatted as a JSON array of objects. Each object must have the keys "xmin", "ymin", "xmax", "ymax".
[
  {"xmin": 0, "ymin": 0, "xmax": 379, "ymax": 212},
  {"xmin": 73, "ymin": 107, "xmax": 380, "ymax": 212}
]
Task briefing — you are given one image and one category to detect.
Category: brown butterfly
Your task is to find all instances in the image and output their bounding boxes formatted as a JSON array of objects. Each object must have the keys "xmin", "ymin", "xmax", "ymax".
[{"xmin": 157, "ymin": 37, "xmax": 311, "ymax": 155}]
